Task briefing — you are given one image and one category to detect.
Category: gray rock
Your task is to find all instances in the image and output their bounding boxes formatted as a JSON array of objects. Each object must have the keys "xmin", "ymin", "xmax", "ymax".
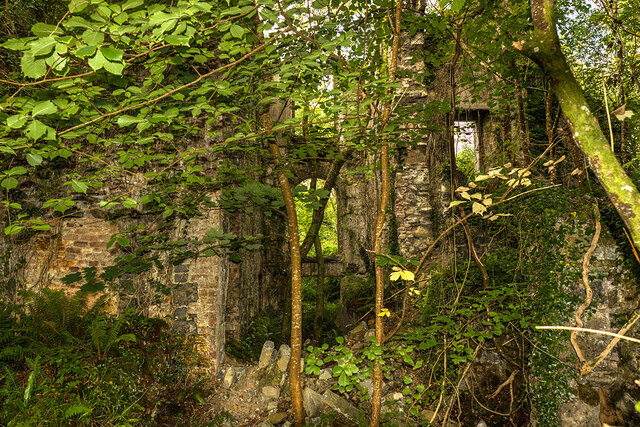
[
  {"xmin": 262, "ymin": 385, "xmax": 281, "ymax": 400},
  {"xmin": 303, "ymin": 387, "xmax": 323, "ymax": 417},
  {"xmin": 556, "ymin": 399, "xmax": 600, "ymax": 427},
  {"xmin": 318, "ymin": 369, "xmax": 332, "ymax": 381},
  {"xmin": 364, "ymin": 330, "xmax": 376, "ymax": 341},
  {"xmin": 322, "ymin": 390, "xmax": 360, "ymax": 422},
  {"xmin": 259, "ymin": 341, "xmax": 276, "ymax": 369},
  {"xmin": 360, "ymin": 379, "xmax": 374, "ymax": 397},
  {"xmin": 352, "ymin": 321, "xmax": 367, "ymax": 335},
  {"xmin": 276, "ymin": 344, "xmax": 291, "ymax": 372},
  {"xmin": 267, "ymin": 412, "xmax": 287, "ymax": 424},
  {"xmin": 267, "ymin": 400, "xmax": 278, "ymax": 411}
]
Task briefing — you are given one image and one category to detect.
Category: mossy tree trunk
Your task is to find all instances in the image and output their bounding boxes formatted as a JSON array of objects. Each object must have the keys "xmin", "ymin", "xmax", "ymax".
[{"xmin": 516, "ymin": 0, "xmax": 640, "ymax": 251}]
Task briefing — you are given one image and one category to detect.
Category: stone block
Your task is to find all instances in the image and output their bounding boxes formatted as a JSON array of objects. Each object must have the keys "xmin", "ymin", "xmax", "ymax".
[
  {"xmin": 276, "ymin": 344, "xmax": 291, "ymax": 372},
  {"xmin": 302, "ymin": 387, "xmax": 323, "ymax": 417},
  {"xmin": 259, "ymin": 340, "xmax": 276, "ymax": 368},
  {"xmin": 262, "ymin": 385, "xmax": 280, "ymax": 400},
  {"xmin": 322, "ymin": 390, "xmax": 360, "ymax": 422},
  {"xmin": 174, "ymin": 264, "xmax": 188, "ymax": 273},
  {"xmin": 174, "ymin": 282, "xmax": 198, "ymax": 304},
  {"xmin": 267, "ymin": 412, "xmax": 287, "ymax": 425}
]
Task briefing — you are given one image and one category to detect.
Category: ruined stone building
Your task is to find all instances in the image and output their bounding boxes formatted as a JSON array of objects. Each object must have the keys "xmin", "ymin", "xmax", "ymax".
[{"xmin": 2, "ymin": 4, "xmax": 639, "ymax": 423}]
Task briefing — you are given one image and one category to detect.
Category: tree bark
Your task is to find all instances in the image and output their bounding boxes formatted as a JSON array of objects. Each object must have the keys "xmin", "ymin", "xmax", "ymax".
[
  {"xmin": 263, "ymin": 114, "xmax": 305, "ymax": 426},
  {"xmin": 370, "ymin": 1, "xmax": 402, "ymax": 426},
  {"xmin": 515, "ymin": 0, "xmax": 640, "ymax": 251}
]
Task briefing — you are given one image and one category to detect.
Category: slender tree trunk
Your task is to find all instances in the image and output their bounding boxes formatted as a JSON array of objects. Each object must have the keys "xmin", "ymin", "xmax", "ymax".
[
  {"xmin": 309, "ymin": 176, "xmax": 325, "ymax": 343},
  {"xmin": 262, "ymin": 113, "xmax": 305, "ymax": 426},
  {"xmin": 370, "ymin": 1, "xmax": 402, "ymax": 426},
  {"xmin": 515, "ymin": 0, "xmax": 640, "ymax": 250},
  {"xmin": 514, "ymin": 76, "xmax": 532, "ymax": 165},
  {"xmin": 313, "ymin": 237, "xmax": 324, "ymax": 343},
  {"xmin": 545, "ymin": 86, "xmax": 557, "ymax": 183}
]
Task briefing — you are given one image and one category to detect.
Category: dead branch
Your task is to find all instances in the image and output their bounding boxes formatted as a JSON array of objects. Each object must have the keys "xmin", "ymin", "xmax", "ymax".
[
  {"xmin": 488, "ymin": 369, "xmax": 519, "ymax": 399},
  {"xmin": 536, "ymin": 326, "xmax": 640, "ymax": 345},
  {"xmin": 570, "ymin": 203, "xmax": 601, "ymax": 369}
]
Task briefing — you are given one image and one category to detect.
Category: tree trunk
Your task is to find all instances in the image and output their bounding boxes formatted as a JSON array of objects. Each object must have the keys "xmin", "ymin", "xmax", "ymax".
[
  {"xmin": 515, "ymin": 0, "xmax": 640, "ymax": 251},
  {"xmin": 263, "ymin": 114, "xmax": 305, "ymax": 426},
  {"xmin": 370, "ymin": 1, "xmax": 403, "ymax": 426},
  {"xmin": 313, "ymin": 237, "xmax": 324, "ymax": 343}
]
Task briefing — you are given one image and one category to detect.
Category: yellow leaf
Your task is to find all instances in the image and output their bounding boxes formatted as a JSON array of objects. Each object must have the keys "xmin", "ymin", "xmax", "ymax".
[
  {"xmin": 461, "ymin": 191, "xmax": 471, "ymax": 200},
  {"xmin": 455, "ymin": 186, "xmax": 470, "ymax": 193},
  {"xmin": 400, "ymin": 270, "xmax": 415, "ymax": 281},
  {"xmin": 470, "ymin": 192, "xmax": 482, "ymax": 200},
  {"xmin": 472, "ymin": 202, "xmax": 487, "ymax": 215},
  {"xmin": 390, "ymin": 271, "xmax": 402, "ymax": 281},
  {"xmin": 482, "ymin": 198, "xmax": 492, "ymax": 206},
  {"xmin": 378, "ymin": 308, "xmax": 390, "ymax": 317}
]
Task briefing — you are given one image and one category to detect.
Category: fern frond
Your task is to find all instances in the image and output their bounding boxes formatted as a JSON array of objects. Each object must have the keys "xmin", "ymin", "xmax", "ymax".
[{"xmin": 63, "ymin": 402, "xmax": 92, "ymax": 419}]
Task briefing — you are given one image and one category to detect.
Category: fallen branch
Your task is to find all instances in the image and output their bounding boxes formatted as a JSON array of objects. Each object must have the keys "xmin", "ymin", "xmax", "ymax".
[{"xmin": 536, "ymin": 326, "xmax": 640, "ymax": 345}]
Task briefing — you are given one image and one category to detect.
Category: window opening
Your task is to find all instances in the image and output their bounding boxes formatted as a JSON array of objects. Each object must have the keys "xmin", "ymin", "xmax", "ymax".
[{"xmin": 454, "ymin": 120, "xmax": 478, "ymax": 177}]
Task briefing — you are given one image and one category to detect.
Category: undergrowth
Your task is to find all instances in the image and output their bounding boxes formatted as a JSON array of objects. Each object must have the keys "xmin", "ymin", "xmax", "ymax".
[{"xmin": 0, "ymin": 288, "xmax": 211, "ymax": 426}]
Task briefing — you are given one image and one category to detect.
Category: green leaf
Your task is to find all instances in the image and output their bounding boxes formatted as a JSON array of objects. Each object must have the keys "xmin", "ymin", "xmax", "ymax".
[
  {"xmin": 122, "ymin": 197, "xmax": 137, "ymax": 208},
  {"xmin": 2, "ymin": 38, "xmax": 27, "ymax": 50},
  {"xmin": 31, "ymin": 100, "xmax": 58, "ymax": 117},
  {"xmin": 4, "ymin": 224, "xmax": 24, "ymax": 235},
  {"xmin": 88, "ymin": 50, "xmax": 106, "ymax": 71},
  {"xmin": 1, "ymin": 177, "xmax": 18, "ymax": 190},
  {"xmin": 31, "ymin": 23, "xmax": 63, "ymax": 37},
  {"xmin": 122, "ymin": 0, "xmax": 144, "ymax": 10},
  {"xmin": 103, "ymin": 59, "xmax": 124, "ymax": 75},
  {"xmin": 20, "ymin": 53, "xmax": 47, "ymax": 79},
  {"xmin": 230, "ymin": 24, "xmax": 245, "ymax": 38},
  {"xmin": 451, "ymin": 0, "xmax": 465, "ymax": 11},
  {"xmin": 75, "ymin": 45, "xmax": 97, "ymax": 58},
  {"xmin": 30, "ymin": 224, "xmax": 51, "ymax": 231},
  {"xmin": 81, "ymin": 29, "xmax": 104, "ymax": 45},
  {"xmin": 26, "ymin": 120, "xmax": 51, "ymax": 141},
  {"xmin": 71, "ymin": 180, "xmax": 88, "ymax": 193},
  {"xmin": 117, "ymin": 116, "xmax": 144, "ymax": 127},
  {"xmin": 6, "ymin": 115, "xmax": 29, "ymax": 129},
  {"xmin": 30, "ymin": 37, "xmax": 57, "ymax": 57},
  {"xmin": 100, "ymin": 46, "xmax": 123, "ymax": 62},
  {"xmin": 163, "ymin": 208, "xmax": 174, "ymax": 218},
  {"xmin": 68, "ymin": 0, "xmax": 90, "ymax": 12},
  {"xmin": 7, "ymin": 166, "xmax": 27, "ymax": 176}
]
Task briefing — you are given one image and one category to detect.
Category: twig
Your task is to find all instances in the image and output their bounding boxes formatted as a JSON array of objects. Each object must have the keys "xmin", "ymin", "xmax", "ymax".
[
  {"xmin": 488, "ymin": 369, "xmax": 519, "ymax": 399},
  {"xmin": 584, "ymin": 309, "xmax": 640, "ymax": 375},
  {"xmin": 536, "ymin": 326, "xmax": 640, "ymax": 345}
]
